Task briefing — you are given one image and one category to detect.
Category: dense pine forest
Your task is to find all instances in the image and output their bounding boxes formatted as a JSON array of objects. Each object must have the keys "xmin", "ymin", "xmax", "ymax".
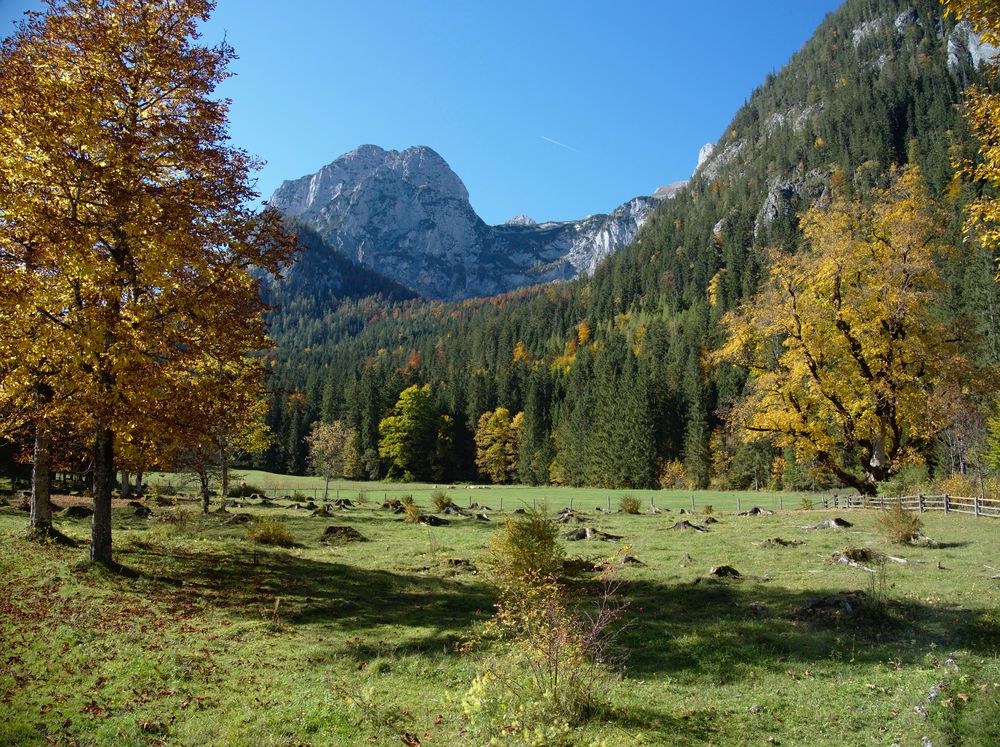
[{"xmin": 255, "ymin": 0, "xmax": 999, "ymax": 493}]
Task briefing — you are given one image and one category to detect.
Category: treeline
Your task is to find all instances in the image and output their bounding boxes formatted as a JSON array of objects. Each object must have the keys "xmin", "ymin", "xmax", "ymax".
[{"xmin": 252, "ymin": 0, "xmax": 998, "ymax": 489}]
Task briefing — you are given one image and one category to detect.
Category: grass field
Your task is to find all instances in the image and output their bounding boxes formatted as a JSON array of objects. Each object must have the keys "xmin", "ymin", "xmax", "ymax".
[
  {"xmin": 146, "ymin": 468, "xmax": 830, "ymax": 514},
  {"xmin": 1, "ymin": 493, "xmax": 998, "ymax": 745}
]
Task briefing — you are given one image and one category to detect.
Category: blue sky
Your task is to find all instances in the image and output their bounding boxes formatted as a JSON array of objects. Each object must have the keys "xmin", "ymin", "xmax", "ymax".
[{"xmin": 1, "ymin": 1, "xmax": 843, "ymax": 224}]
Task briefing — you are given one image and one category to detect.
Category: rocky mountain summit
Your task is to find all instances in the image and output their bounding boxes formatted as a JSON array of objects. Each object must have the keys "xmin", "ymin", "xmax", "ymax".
[{"xmin": 269, "ymin": 145, "xmax": 681, "ymax": 300}]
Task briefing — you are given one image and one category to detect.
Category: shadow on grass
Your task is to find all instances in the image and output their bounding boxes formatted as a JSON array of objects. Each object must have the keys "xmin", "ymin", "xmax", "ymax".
[
  {"xmin": 615, "ymin": 577, "xmax": 1000, "ymax": 681},
  {"xmin": 119, "ymin": 540, "xmax": 493, "ymax": 652}
]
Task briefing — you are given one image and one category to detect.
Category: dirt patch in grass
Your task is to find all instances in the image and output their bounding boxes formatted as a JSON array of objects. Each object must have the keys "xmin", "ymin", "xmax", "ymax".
[{"xmin": 321, "ymin": 525, "xmax": 368, "ymax": 544}]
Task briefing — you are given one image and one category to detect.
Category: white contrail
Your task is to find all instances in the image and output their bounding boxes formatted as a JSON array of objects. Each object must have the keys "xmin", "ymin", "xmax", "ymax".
[{"xmin": 541, "ymin": 135, "xmax": 581, "ymax": 154}]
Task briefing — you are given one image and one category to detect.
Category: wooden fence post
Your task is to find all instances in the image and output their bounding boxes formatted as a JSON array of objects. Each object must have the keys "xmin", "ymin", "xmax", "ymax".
[
  {"xmin": 691, "ymin": 495, "xmax": 696, "ymax": 512},
  {"xmin": 943, "ymin": 494, "xmax": 950, "ymax": 514},
  {"xmin": 779, "ymin": 494, "xmax": 783, "ymax": 511},
  {"xmin": 737, "ymin": 496, "xmax": 741, "ymax": 514},
  {"xmin": 834, "ymin": 494, "xmax": 838, "ymax": 509},
  {"xmin": 974, "ymin": 494, "xmax": 980, "ymax": 518},
  {"xmin": 918, "ymin": 494, "xmax": 924, "ymax": 512},
  {"xmin": 608, "ymin": 496, "xmax": 612, "ymax": 512}
]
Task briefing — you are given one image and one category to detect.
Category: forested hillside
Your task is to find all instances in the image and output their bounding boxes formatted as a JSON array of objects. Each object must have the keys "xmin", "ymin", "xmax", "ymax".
[{"xmin": 259, "ymin": 0, "xmax": 999, "ymax": 492}]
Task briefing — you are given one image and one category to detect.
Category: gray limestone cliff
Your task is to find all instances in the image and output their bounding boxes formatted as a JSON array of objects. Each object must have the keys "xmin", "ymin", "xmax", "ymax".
[{"xmin": 269, "ymin": 145, "xmax": 681, "ymax": 300}]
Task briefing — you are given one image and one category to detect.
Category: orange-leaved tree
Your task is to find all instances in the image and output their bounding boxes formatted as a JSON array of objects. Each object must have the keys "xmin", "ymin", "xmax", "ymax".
[
  {"xmin": 713, "ymin": 166, "xmax": 982, "ymax": 495},
  {"xmin": 0, "ymin": 0, "xmax": 294, "ymax": 564}
]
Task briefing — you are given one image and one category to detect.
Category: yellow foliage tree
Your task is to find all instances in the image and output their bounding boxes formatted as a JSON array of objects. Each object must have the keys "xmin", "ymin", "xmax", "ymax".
[
  {"xmin": 474, "ymin": 407, "xmax": 522, "ymax": 484},
  {"xmin": 713, "ymin": 166, "xmax": 979, "ymax": 495},
  {"xmin": 0, "ymin": 0, "xmax": 293, "ymax": 563},
  {"xmin": 944, "ymin": 0, "xmax": 1000, "ymax": 278}
]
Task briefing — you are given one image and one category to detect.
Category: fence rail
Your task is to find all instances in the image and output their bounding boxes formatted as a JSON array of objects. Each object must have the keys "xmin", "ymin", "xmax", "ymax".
[{"xmin": 819, "ymin": 493, "xmax": 1000, "ymax": 518}]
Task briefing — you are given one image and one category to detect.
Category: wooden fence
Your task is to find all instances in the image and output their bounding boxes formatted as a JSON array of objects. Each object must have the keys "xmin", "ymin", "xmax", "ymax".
[{"xmin": 818, "ymin": 493, "xmax": 1000, "ymax": 518}]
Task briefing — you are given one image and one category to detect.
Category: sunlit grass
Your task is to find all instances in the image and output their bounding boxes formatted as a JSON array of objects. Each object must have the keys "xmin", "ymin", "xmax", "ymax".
[{"xmin": 0, "ymin": 498, "xmax": 997, "ymax": 745}]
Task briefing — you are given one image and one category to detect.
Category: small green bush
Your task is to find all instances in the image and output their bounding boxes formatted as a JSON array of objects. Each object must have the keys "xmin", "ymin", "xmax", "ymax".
[
  {"xmin": 618, "ymin": 495, "xmax": 640, "ymax": 514},
  {"xmin": 799, "ymin": 497, "xmax": 814, "ymax": 511},
  {"xmin": 246, "ymin": 518, "xmax": 296, "ymax": 547},
  {"xmin": 157, "ymin": 506, "xmax": 192, "ymax": 533},
  {"xmin": 402, "ymin": 502, "xmax": 422, "ymax": 524},
  {"xmin": 399, "ymin": 494, "xmax": 415, "ymax": 506},
  {"xmin": 355, "ymin": 490, "xmax": 369, "ymax": 506},
  {"xmin": 463, "ymin": 558, "xmax": 629, "ymax": 742},
  {"xmin": 875, "ymin": 503, "xmax": 923, "ymax": 544},
  {"xmin": 149, "ymin": 482, "xmax": 177, "ymax": 498},
  {"xmin": 229, "ymin": 483, "xmax": 265, "ymax": 498},
  {"xmin": 431, "ymin": 490, "xmax": 454, "ymax": 511},
  {"xmin": 701, "ymin": 504, "xmax": 714, "ymax": 515},
  {"xmin": 292, "ymin": 490, "xmax": 308, "ymax": 502},
  {"xmin": 488, "ymin": 503, "xmax": 564, "ymax": 584}
]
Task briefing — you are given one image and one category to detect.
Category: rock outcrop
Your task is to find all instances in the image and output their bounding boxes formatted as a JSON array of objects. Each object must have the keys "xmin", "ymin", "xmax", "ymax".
[{"xmin": 270, "ymin": 145, "xmax": 683, "ymax": 300}]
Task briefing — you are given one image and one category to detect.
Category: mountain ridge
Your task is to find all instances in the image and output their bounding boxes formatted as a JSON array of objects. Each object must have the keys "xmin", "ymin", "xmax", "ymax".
[{"xmin": 268, "ymin": 144, "xmax": 684, "ymax": 300}]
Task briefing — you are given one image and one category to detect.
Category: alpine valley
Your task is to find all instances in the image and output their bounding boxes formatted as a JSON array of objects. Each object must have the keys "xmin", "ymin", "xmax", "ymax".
[{"xmin": 259, "ymin": 0, "xmax": 1000, "ymax": 494}]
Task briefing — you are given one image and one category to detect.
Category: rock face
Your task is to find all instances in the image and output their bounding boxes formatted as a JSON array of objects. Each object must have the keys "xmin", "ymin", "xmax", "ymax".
[
  {"xmin": 269, "ymin": 145, "xmax": 681, "ymax": 300},
  {"xmin": 947, "ymin": 19, "xmax": 998, "ymax": 71}
]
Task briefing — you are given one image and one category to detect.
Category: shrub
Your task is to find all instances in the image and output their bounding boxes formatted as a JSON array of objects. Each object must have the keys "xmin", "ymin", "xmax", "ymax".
[
  {"xmin": 799, "ymin": 497, "xmax": 814, "ymax": 511},
  {"xmin": 488, "ymin": 503, "xmax": 564, "ymax": 584},
  {"xmin": 158, "ymin": 506, "xmax": 192, "ymax": 533},
  {"xmin": 355, "ymin": 490, "xmax": 369, "ymax": 506},
  {"xmin": 246, "ymin": 518, "xmax": 296, "ymax": 547},
  {"xmin": 875, "ymin": 502, "xmax": 923, "ymax": 544},
  {"xmin": 229, "ymin": 482, "xmax": 266, "ymax": 499},
  {"xmin": 935, "ymin": 472, "xmax": 979, "ymax": 499},
  {"xmin": 402, "ymin": 503, "xmax": 422, "ymax": 524},
  {"xmin": 292, "ymin": 490, "xmax": 308, "ymax": 502},
  {"xmin": 463, "ymin": 558, "xmax": 629, "ymax": 742},
  {"xmin": 701, "ymin": 504, "xmax": 714, "ymax": 515},
  {"xmin": 399, "ymin": 494, "xmax": 415, "ymax": 506},
  {"xmin": 618, "ymin": 494, "xmax": 640, "ymax": 514},
  {"xmin": 149, "ymin": 482, "xmax": 177, "ymax": 498},
  {"xmin": 431, "ymin": 490, "xmax": 454, "ymax": 511}
]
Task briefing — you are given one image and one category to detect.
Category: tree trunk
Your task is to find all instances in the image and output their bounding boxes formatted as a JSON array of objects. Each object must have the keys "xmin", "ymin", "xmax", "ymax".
[
  {"xmin": 91, "ymin": 426, "xmax": 114, "ymax": 566},
  {"xmin": 134, "ymin": 470, "xmax": 143, "ymax": 496},
  {"xmin": 323, "ymin": 474, "xmax": 330, "ymax": 501},
  {"xmin": 221, "ymin": 448, "xmax": 230, "ymax": 500},
  {"xmin": 121, "ymin": 469, "xmax": 132, "ymax": 499},
  {"xmin": 199, "ymin": 467, "xmax": 211, "ymax": 514},
  {"xmin": 30, "ymin": 423, "xmax": 53, "ymax": 534}
]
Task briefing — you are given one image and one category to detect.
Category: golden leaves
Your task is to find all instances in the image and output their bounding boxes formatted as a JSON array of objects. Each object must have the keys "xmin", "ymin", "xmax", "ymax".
[
  {"xmin": 0, "ymin": 0, "xmax": 295, "ymax": 464},
  {"xmin": 713, "ymin": 166, "xmax": 971, "ymax": 492}
]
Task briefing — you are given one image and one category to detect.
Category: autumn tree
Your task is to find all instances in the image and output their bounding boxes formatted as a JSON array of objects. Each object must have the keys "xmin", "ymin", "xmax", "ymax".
[
  {"xmin": 305, "ymin": 420, "xmax": 358, "ymax": 499},
  {"xmin": 714, "ymin": 166, "xmax": 979, "ymax": 495},
  {"xmin": 944, "ymin": 0, "xmax": 1000, "ymax": 278},
  {"xmin": 474, "ymin": 407, "xmax": 522, "ymax": 483},
  {"xmin": 158, "ymin": 359, "xmax": 272, "ymax": 513},
  {"xmin": 0, "ymin": 0, "xmax": 293, "ymax": 563},
  {"xmin": 378, "ymin": 385, "xmax": 441, "ymax": 481}
]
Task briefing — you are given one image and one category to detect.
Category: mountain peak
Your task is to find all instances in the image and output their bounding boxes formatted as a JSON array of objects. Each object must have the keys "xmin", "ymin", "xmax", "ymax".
[
  {"xmin": 269, "ymin": 144, "xmax": 677, "ymax": 300},
  {"xmin": 269, "ymin": 143, "xmax": 469, "ymax": 220}
]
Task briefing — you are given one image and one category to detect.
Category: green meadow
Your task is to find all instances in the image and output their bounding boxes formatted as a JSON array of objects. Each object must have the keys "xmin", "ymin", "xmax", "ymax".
[{"xmin": 1, "ymin": 487, "xmax": 998, "ymax": 746}]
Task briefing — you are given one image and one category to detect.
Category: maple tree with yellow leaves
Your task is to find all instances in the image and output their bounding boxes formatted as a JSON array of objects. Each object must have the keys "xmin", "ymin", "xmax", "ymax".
[
  {"xmin": 944, "ymin": 0, "xmax": 1000, "ymax": 278},
  {"xmin": 0, "ymin": 0, "xmax": 294, "ymax": 562},
  {"xmin": 714, "ymin": 166, "xmax": 983, "ymax": 495}
]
